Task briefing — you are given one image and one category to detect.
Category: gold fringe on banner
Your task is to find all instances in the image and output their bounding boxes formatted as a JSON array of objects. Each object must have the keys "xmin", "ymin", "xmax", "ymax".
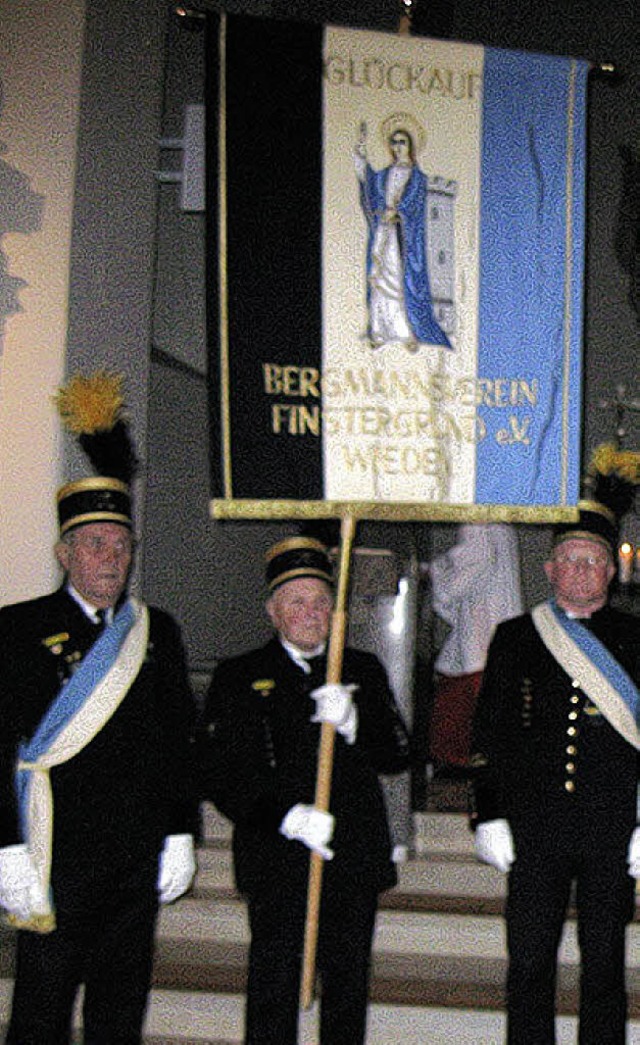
[{"xmin": 210, "ymin": 498, "xmax": 579, "ymax": 524}]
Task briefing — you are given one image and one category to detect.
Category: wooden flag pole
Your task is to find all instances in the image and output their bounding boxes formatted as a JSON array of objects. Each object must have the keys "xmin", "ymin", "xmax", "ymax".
[{"xmin": 300, "ymin": 514, "xmax": 358, "ymax": 1009}]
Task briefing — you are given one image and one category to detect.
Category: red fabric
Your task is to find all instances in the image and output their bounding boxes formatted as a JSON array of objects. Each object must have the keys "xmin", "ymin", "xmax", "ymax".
[{"xmin": 430, "ymin": 671, "xmax": 483, "ymax": 767}]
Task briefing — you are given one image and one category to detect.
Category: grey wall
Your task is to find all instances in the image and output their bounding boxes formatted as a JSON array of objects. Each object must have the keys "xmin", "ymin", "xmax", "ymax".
[
  {"xmin": 145, "ymin": 351, "xmax": 292, "ymax": 668},
  {"xmin": 64, "ymin": 0, "xmax": 167, "ymax": 590},
  {"xmin": 65, "ymin": 0, "xmax": 639, "ymax": 668}
]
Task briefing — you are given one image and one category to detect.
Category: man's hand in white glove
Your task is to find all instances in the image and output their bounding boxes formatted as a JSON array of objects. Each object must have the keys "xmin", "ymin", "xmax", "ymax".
[
  {"xmin": 627, "ymin": 827, "xmax": 640, "ymax": 878},
  {"xmin": 157, "ymin": 834, "xmax": 196, "ymax": 904},
  {"xmin": 280, "ymin": 803, "xmax": 335, "ymax": 860},
  {"xmin": 0, "ymin": 844, "xmax": 41, "ymax": 922},
  {"xmin": 310, "ymin": 683, "xmax": 358, "ymax": 745},
  {"xmin": 474, "ymin": 818, "xmax": 515, "ymax": 873}
]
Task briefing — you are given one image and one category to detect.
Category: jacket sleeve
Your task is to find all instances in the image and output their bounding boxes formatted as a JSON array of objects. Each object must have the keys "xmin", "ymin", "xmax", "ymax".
[
  {"xmin": 349, "ymin": 652, "xmax": 411, "ymax": 775},
  {"xmin": 468, "ymin": 621, "xmax": 512, "ymax": 827},
  {"xmin": 154, "ymin": 610, "xmax": 200, "ymax": 837},
  {"xmin": 0, "ymin": 607, "xmax": 31, "ymax": 847},
  {"xmin": 196, "ymin": 659, "xmax": 286, "ymax": 829}
]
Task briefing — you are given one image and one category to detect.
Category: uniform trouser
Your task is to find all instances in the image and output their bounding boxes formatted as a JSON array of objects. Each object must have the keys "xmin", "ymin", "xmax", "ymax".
[
  {"xmin": 244, "ymin": 875, "xmax": 378, "ymax": 1045},
  {"xmin": 5, "ymin": 860, "xmax": 159, "ymax": 1045},
  {"xmin": 505, "ymin": 832, "xmax": 635, "ymax": 1045}
]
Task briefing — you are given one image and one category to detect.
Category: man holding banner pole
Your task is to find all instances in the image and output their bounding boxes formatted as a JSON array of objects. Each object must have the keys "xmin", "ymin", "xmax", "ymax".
[
  {"xmin": 470, "ymin": 453, "xmax": 640, "ymax": 1044},
  {"xmin": 197, "ymin": 536, "xmax": 410, "ymax": 1044}
]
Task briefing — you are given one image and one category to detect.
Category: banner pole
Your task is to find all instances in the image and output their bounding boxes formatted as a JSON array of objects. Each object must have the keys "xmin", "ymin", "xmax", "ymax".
[{"xmin": 300, "ymin": 514, "xmax": 358, "ymax": 1010}]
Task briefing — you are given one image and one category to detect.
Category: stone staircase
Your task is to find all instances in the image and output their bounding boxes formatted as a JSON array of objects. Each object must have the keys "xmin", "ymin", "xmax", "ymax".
[{"xmin": 1, "ymin": 798, "xmax": 639, "ymax": 1043}]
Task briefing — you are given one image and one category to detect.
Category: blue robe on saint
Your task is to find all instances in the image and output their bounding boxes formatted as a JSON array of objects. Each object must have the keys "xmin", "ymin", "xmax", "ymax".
[{"xmin": 359, "ymin": 163, "xmax": 452, "ymax": 349}]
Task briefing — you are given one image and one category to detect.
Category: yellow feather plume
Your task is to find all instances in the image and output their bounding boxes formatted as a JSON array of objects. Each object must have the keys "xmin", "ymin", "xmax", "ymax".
[
  {"xmin": 54, "ymin": 371, "xmax": 124, "ymax": 434},
  {"xmin": 589, "ymin": 442, "xmax": 640, "ymax": 484}
]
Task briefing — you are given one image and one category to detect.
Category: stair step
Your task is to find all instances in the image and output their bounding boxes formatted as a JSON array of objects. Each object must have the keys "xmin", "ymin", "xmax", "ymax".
[
  {"xmin": 3, "ymin": 977, "xmax": 640, "ymax": 1045},
  {"xmin": 2, "ymin": 797, "xmax": 638, "ymax": 1044},
  {"xmin": 144, "ymin": 940, "xmax": 640, "ymax": 1016},
  {"xmin": 154, "ymin": 884, "xmax": 640, "ymax": 960},
  {"xmin": 192, "ymin": 881, "xmax": 508, "ymax": 918},
  {"xmin": 195, "ymin": 843, "xmax": 508, "ymax": 900},
  {"xmin": 157, "ymin": 896, "xmax": 505, "ymax": 955},
  {"xmin": 145, "ymin": 1040, "xmax": 232, "ymax": 1045},
  {"xmin": 193, "ymin": 867, "xmax": 640, "ymax": 924},
  {"xmin": 144, "ymin": 990, "xmax": 518, "ymax": 1045},
  {"xmin": 143, "ymin": 990, "xmax": 638, "ymax": 1045},
  {"xmin": 3, "ymin": 911, "xmax": 639, "ymax": 1007},
  {"xmin": 200, "ymin": 804, "xmax": 474, "ymax": 856}
]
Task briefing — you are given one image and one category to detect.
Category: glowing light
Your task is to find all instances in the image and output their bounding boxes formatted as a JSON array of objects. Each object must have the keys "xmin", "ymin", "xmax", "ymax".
[
  {"xmin": 389, "ymin": 577, "xmax": 409, "ymax": 636},
  {"xmin": 618, "ymin": 541, "xmax": 634, "ymax": 584}
]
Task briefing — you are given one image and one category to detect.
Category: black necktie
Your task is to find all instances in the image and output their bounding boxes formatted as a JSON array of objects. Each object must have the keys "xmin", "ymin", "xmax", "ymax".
[
  {"xmin": 94, "ymin": 608, "xmax": 108, "ymax": 634},
  {"xmin": 305, "ymin": 655, "xmax": 326, "ymax": 688}
]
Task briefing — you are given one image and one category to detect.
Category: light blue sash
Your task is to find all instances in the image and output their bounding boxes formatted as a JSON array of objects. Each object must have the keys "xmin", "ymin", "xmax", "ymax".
[
  {"xmin": 16, "ymin": 599, "xmax": 137, "ymax": 827},
  {"xmin": 532, "ymin": 599, "xmax": 640, "ymax": 750},
  {"xmin": 10, "ymin": 598, "xmax": 148, "ymax": 932}
]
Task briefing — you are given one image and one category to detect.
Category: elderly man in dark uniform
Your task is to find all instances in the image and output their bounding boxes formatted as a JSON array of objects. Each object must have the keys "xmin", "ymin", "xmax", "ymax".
[
  {"xmin": 0, "ymin": 376, "xmax": 197, "ymax": 1044},
  {"xmin": 470, "ymin": 491, "xmax": 640, "ymax": 1045},
  {"xmin": 198, "ymin": 536, "xmax": 410, "ymax": 1045}
]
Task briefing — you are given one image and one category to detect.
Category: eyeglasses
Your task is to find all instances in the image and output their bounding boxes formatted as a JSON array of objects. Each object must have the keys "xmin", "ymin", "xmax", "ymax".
[{"xmin": 553, "ymin": 552, "xmax": 609, "ymax": 569}]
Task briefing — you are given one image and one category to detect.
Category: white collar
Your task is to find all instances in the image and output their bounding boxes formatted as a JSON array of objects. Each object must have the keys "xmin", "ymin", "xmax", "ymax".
[
  {"xmin": 280, "ymin": 638, "xmax": 326, "ymax": 674},
  {"xmin": 66, "ymin": 584, "xmax": 114, "ymax": 626}
]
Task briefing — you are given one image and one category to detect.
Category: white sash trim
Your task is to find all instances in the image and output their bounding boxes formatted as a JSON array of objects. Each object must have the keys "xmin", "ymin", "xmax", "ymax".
[
  {"xmin": 11, "ymin": 600, "xmax": 149, "ymax": 932},
  {"xmin": 532, "ymin": 602, "xmax": 640, "ymax": 751}
]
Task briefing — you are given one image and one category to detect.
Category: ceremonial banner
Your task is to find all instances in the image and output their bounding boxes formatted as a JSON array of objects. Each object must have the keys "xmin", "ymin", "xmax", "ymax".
[{"xmin": 206, "ymin": 14, "xmax": 589, "ymax": 521}]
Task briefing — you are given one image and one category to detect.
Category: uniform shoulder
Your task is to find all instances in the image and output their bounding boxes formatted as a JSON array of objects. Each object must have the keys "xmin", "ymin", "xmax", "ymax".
[
  {"xmin": 0, "ymin": 590, "xmax": 64, "ymax": 629},
  {"xmin": 602, "ymin": 605, "xmax": 640, "ymax": 633},
  {"xmin": 343, "ymin": 646, "xmax": 389, "ymax": 678},
  {"xmin": 211, "ymin": 642, "xmax": 275, "ymax": 677},
  {"xmin": 146, "ymin": 603, "xmax": 182, "ymax": 630},
  {"xmin": 491, "ymin": 612, "xmax": 533, "ymax": 640},
  {"xmin": 344, "ymin": 646, "xmax": 383, "ymax": 667}
]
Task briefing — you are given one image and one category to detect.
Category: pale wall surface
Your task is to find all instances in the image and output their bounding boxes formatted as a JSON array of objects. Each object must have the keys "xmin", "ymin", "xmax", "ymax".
[{"xmin": 0, "ymin": 0, "xmax": 84, "ymax": 601}]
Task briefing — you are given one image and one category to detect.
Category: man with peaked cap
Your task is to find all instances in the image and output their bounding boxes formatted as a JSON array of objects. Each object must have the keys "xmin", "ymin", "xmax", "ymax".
[
  {"xmin": 0, "ymin": 373, "xmax": 197, "ymax": 1043},
  {"xmin": 469, "ymin": 471, "xmax": 640, "ymax": 1044},
  {"xmin": 197, "ymin": 536, "xmax": 410, "ymax": 1045}
]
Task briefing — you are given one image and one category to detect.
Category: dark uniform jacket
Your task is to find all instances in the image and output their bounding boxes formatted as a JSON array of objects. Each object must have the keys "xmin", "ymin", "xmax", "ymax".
[
  {"xmin": 198, "ymin": 638, "xmax": 410, "ymax": 897},
  {"xmin": 0, "ymin": 587, "xmax": 196, "ymax": 910},
  {"xmin": 470, "ymin": 605, "xmax": 640, "ymax": 843}
]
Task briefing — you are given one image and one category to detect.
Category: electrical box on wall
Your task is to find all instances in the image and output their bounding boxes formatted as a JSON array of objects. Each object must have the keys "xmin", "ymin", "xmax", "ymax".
[{"xmin": 157, "ymin": 103, "xmax": 205, "ymax": 212}]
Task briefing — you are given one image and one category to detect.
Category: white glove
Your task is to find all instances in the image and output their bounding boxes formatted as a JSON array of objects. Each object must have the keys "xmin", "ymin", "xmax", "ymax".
[
  {"xmin": 0, "ymin": 844, "xmax": 42, "ymax": 922},
  {"xmin": 474, "ymin": 819, "xmax": 515, "ymax": 873},
  {"xmin": 310, "ymin": 683, "xmax": 358, "ymax": 745},
  {"xmin": 627, "ymin": 827, "xmax": 640, "ymax": 878},
  {"xmin": 157, "ymin": 834, "xmax": 196, "ymax": 904},
  {"xmin": 280, "ymin": 803, "xmax": 335, "ymax": 860}
]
